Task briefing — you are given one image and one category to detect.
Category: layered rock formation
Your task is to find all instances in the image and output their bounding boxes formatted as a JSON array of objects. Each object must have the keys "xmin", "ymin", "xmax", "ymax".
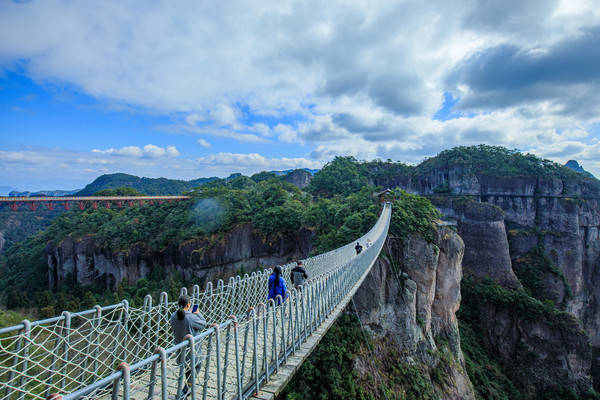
[
  {"xmin": 353, "ymin": 227, "xmax": 476, "ymax": 399},
  {"xmin": 374, "ymin": 166, "xmax": 600, "ymax": 394},
  {"xmin": 47, "ymin": 223, "xmax": 312, "ymax": 289}
]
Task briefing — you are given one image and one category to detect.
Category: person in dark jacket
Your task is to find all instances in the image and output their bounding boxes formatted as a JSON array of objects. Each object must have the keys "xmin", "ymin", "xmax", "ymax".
[
  {"xmin": 268, "ymin": 266, "xmax": 287, "ymax": 305},
  {"xmin": 291, "ymin": 260, "xmax": 308, "ymax": 289},
  {"xmin": 355, "ymin": 242, "xmax": 363, "ymax": 255},
  {"xmin": 170, "ymin": 294, "xmax": 207, "ymax": 398}
]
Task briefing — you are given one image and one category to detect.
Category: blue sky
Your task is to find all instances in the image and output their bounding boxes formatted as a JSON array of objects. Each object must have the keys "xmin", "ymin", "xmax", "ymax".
[{"xmin": 1, "ymin": 0, "xmax": 599, "ymax": 192}]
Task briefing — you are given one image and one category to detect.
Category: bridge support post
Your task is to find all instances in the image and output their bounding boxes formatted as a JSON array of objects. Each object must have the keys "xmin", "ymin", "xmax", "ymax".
[
  {"xmin": 45, "ymin": 313, "xmax": 68, "ymax": 396},
  {"xmin": 119, "ymin": 300, "xmax": 130, "ymax": 363},
  {"xmin": 184, "ymin": 334, "xmax": 197, "ymax": 400},
  {"xmin": 229, "ymin": 316, "xmax": 243, "ymax": 400},
  {"xmin": 251, "ymin": 307, "xmax": 260, "ymax": 395},
  {"xmin": 213, "ymin": 324, "xmax": 222, "ymax": 400},
  {"xmin": 9, "ymin": 201, "xmax": 18, "ymax": 211},
  {"xmin": 279, "ymin": 296, "xmax": 287, "ymax": 364},
  {"xmin": 112, "ymin": 362, "xmax": 130, "ymax": 400},
  {"xmin": 259, "ymin": 303, "xmax": 269, "ymax": 384},
  {"xmin": 78, "ymin": 201, "xmax": 86, "ymax": 210},
  {"xmin": 60, "ymin": 312, "xmax": 71, "ymax": 389},
  {"xmin": 18, "ymin": 320, "xmax": 32, "ymax": 400},
  {"xmin": 92, "ymin": 305, "xmax": 102, "ymax": 375}
]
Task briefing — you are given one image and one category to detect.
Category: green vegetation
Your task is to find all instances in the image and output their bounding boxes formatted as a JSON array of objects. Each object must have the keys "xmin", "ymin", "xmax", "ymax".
[
  {"xmin": 76, "ymin": 173, "xmax": 218, "ymax": 195},
  {"xmin": 389, "ymin": 189, "xmax": 441, "ymax": 241},
  {"xmin": 281, "ymin": 313, "xmax": 440, "ymax": 400},
  {"xmin": 361, "ymin": 159, "xmax": 413, "ymax": 182},
  {"xmin": 417, "ymin": 145, "xmax": 586, "ymax": 180},
  {"xmin": 309, "ymin": 156, "xmax": 369, "ymax": 197},
  {"xmin": 0, "ymin": 308, "xmax": 25, "ymax": 331},
  {"xmin": 461, "ymin": 276, "xmax": 578, "ymax": 328},
  {"xmin": 280, "ymin": 313, "xmax": 373, "ymax": 400},
  {"xmin": 459, "ymin": 275, "xmax": 594, "ymax": 400},
  {"xmin": 0, "ymin": 209, "xmax": 62, "ymax": 254},
  {"xmin": 92, "ymin": 187, "xmax": 145, "ymax": 196},
  {"xmin": 512, "ymin": 246, "xmax": 572, "ymax": 306}
]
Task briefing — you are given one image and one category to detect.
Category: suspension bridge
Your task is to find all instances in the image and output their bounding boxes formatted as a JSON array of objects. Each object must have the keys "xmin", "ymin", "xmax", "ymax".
[
  {"xmin": 0, "ymin": 203, "xmax": 392, "ymax": 400},
  {"xmin": 0, "ymin": 196, "xmax": 190, "ymax": 211}
]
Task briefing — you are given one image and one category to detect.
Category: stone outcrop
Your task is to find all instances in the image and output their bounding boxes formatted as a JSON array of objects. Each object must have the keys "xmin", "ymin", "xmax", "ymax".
[
  {"xmin": 476, "ymin": 302, "xmax": 592, "ymax": 397},
  {"xmin": 47, "ymin": 223, "xmax": 313, "ymax": 289},
  {"xmin": 282, "ymin": 169, "xmax": 312, "ymax": 189},
  {"xmin": 375, "ymin": 166, "xmax": 600, "ymax": 392},
  {"xmin": 353, "ymin": 227, "xmax": 476, "ymax": 400}
]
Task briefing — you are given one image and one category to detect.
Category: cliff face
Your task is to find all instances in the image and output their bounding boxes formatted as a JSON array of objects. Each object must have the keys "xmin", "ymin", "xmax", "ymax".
[
  {"xmin": 353, "ymin": 227, "xmax": 476, "ymax": 399},
  {"xmin": 476, "ymin": 301, "xmax": 591, "ymax": 396},
  {"xmin": 47, "ymin": 223, "xmax": 313, "ymax": 289},
  {"xmin": 377, "ymin": 168, "xmax": 600, "ymax": 393},
  {"xmin": 282, "ymin": 169, "xmax": 312, "ymax": 189}
]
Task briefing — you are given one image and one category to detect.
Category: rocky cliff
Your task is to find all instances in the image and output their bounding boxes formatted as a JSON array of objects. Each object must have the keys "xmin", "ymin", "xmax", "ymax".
[
  {"xmin": 47, "ymin": 223, "xmax": 313, "ymax": 289},
  {"xmin": 374, "ymin": 164, "xmax": 600, "ymax": 394},
  {"xmin": 352, "ymin": 226, "xmax": 476, "ymax": 399},
  {"xmin": 282, "ymin": 169, "xmax": 312, "ymax": 189}
]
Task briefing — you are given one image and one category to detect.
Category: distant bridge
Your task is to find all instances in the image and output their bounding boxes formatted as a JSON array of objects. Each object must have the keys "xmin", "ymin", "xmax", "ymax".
[
  {"xmin": 0, "ymin": 203, "xmax": 391, "ymax": 400},
  {"xmin": 0, "ymin": 196, "xmax": 190, "ymax": 211}
]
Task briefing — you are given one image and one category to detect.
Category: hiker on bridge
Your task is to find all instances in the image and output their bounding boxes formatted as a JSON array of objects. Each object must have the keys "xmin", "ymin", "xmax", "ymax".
[
  {"xmin": 291, "ymin": 260, "xmax": 308, "ymax": 289},
  {"xmin": 268, "ymin": 265, "xmax": 287, "ymax": 305},
  {"xmin": 171, "ymin": 294, "xmax": 207, "ymax": 398},
  {"xmin": 355, "ymin": 242, "xmax": 363, "ymax": 255}
]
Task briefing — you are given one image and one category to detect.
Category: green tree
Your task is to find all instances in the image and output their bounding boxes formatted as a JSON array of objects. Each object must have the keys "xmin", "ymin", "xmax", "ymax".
[{"xmin": 309, "ymin": 156, "xmax": 368, "ymax": 197}]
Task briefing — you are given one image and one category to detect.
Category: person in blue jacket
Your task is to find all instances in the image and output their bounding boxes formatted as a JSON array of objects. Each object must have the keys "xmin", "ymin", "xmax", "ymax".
[{"xmin": 268, "ymin": 265, "xmax": 287, "ymax": 305}]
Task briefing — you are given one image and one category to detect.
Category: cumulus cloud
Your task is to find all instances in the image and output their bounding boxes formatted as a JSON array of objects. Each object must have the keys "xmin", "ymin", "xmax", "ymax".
[
  {"xmin": 193, "ymin": 153, "xmax": 322, "ymax": 175},
  {"xmin": 197, "ymin": 138, "xmax": 211, "ymax": 148},
  {"xmin": 92, "ymin": 144, "xmax": 180, "ymax": 158},
  {"xmin": 447, "ymin": 27, "xmax": 600, "ymax": 117}
]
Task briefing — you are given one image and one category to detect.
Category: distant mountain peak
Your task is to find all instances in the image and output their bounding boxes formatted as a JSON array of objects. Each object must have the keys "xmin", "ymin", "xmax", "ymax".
[{"xmin": 565, "ymin": 160, "xmax": 595, "ymax": 179}]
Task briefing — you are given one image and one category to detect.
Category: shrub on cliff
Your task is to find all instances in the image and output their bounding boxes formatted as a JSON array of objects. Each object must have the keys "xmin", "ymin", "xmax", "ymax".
[{"xmin": 390, "ymin": 190, "xmax": 441, "ymax": 241}]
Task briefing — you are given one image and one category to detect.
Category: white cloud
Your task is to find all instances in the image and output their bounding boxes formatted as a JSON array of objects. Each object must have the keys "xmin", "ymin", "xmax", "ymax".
[
  {"xmin": 211, "ymin": 104, "xmax": 239, "ymax": 127},
  {"xmin": 92, "ymin": 144, "xmax": 180, "ymax": 158},
  {"xmin": 197, "ymin": 138, "xmax": 211, "ymax": 148},
  {"xmin": 274, "ymin": 124, "xmax": 299, "ymax": 143},
  {"xmin": 194, "ymin": 153, "xmax": 322, "ymax": 174},
  {"xmin": 249, "ymin": 123, "xmax": 273, "ymax": 137}
]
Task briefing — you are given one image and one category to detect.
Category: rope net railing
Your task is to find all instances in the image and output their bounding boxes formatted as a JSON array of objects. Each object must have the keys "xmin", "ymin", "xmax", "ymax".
[{"xmin": 0, "ymin": 203, "xmax": 391, "ymax": 400}]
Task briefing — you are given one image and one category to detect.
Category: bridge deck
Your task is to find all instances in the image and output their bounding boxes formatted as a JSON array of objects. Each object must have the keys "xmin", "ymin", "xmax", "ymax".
[{"xmin": 249, "ymin": 246, "xmax": 378, "ymax": 400}]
